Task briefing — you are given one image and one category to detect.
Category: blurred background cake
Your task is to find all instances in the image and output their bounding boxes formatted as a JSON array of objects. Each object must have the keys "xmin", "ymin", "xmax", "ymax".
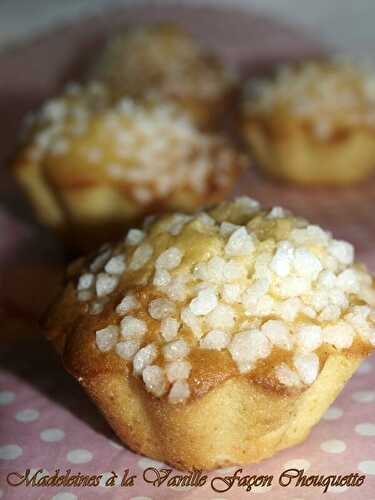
[
  {"xmin": 13, "ymin": 81, "xmax": 244, "ymax": 252},
  {"xmin": 241, "ymin": 58, "xmax": 375, "ymax": 185},
  {"xmin": 88, "ymin": 24, "xmax": 239, "ymax": 130}
]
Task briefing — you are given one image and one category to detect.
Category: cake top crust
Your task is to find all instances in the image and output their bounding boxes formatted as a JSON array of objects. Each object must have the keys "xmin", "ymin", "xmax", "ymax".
[
  {"xmin": 90, "ymin": 23, "xmax": 237, "ymax": 100},
  {"xmin": 46, "ymin": 197, "xmax": 375, "ymax": 404},
  {"xmin": 243, "ymin": 58, "xmax": 375, "ymax": 138},
  {"xmin": 17, "ymin": 83, "xmax": 243, "ymax": 207}
]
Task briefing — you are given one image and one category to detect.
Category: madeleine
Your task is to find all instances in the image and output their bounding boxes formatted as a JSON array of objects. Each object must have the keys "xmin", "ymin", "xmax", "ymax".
[
  {"xmin": 13, "ymin": 82, "xmax": 244, "ymax": 252},
  {"xmin": 89, "ymin": 24, "xmax": 239, "ymax": 130},
  {"xmin": 45, "ymin": 197, "xmax": 375, "ymax": 470},
  {"xmin": 242, "ymin": 58, "xmax": 375, "ymax": 185}
]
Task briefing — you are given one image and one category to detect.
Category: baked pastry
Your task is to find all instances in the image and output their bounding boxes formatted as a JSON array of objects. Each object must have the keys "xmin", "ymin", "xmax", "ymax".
[
  {"xmin": 89, "ymin": 24, "xmax": 239, "ymax": 130},
  {"xmin": 45, "ymin": 196, "xmax": 375, "ymax": 470},
  {"xmin": 13, "ymin": 82, "xmax": 244, "ymax": 252},
  {"xmin": 242, "ymin": 58, "xmax": 375, "ymax": 184}
]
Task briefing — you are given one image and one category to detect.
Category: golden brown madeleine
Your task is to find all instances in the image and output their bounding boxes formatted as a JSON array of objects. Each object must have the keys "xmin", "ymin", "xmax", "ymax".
[
  {"xmin": 89, "ymin": 24, "xmax": 239, "ymax": 130},
  {"xmin": 12, "ymin": 82, "xmax": 244, "ymax": 252},
  {"xmin": 46, "ymin": 197, "xmax": 375, "ymax": 470},
  {"xmin": 242, "ymin": 58, "xmax": 375, "ymax": 185}
]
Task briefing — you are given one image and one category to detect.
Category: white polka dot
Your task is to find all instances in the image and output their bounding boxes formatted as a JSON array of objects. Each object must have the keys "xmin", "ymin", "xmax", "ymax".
[
  {"xmin": 352, "ymin": 390, "xmax": 375, "ymax": 403},
  {"xmin": 320, "ymin": 439, "xmax": 346, "ymax": 453},
  {"xmin": 15, "ymin": 408, "xmax": 39, "ymax": 422},
  {"xmin": 108, "ymin": 439, "xmax": 122, "ymax": 450},
  {"xmin": 0, "ymin": 444, "xmax": 23, "ymax": 460},
  {"xmin": 356, "ymin": 360, "xmax": 372, "ymax": 375},
  {"xmin": 218, "ymin": 466, "xmax": 239, "ymax": 474},
  {"xmin": 283, "ymin": 458, "xmax": 311, "ymax": 471},
  {"xmin": 326, "ymin": 484, "xmax": 349, "ymax": 494},
  {"xmin": 0, "ymin": 391, "xmax": 15, "ymax": 405},
  {"xmin": 51, "ymin": 494, "xmax": 78, "ymax": 500},
  {"xmin": 355, "ymin": 423, "xmax": 375, "ymax": 436},
  {"xmin": 323, "ymin": 406, "xmax": 343, "ymax": 420},
  {"xmin": 100, "ymin": 471, "xmax": 121, "ymax": 487},
  {"xmin": 169, "ymin": 484, "xmax": 193, "ymax": 492},
  {"xmin": 358, "ymin": 460, "xmax": 375, "ymax": 475},
  {"xmin": 137, "ymin": 457, "xmax": 166, "ymax": 470},
  {"xmin": 253, "ymin": 484, "xmax": 273, "ymax": 494},
  {"xmin": 130, "ymin": 497, "xmax": 153, "ymax": 500},
  {"xmin": 40, "ymin": 428, "xmax": 65, "ymax": 442},
  {"xmin": 66, "ymin": 449, "xmax": 93, "ymax": 464},
  {"xmin": 139, "ymin": 458, "xmax": 193, "ymax": 490},
  {"xmin": 29, "ymin": 468, "xmax": 49, "ymax": 476}
]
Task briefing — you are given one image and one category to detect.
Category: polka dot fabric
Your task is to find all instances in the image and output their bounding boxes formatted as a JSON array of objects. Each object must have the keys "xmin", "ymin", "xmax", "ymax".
[
  {"xmin": 1, "ymin": 340, "xmax": 374, "ymax": 499},
  {"xmin": 0, "ymin": 3, "xmax": 375, "ymax": 499}
]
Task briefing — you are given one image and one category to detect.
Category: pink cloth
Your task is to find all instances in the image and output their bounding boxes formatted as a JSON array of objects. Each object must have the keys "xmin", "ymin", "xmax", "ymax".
[{"xmin": 0, "ymin": 4, "xmax": 374, "ymax": 499}]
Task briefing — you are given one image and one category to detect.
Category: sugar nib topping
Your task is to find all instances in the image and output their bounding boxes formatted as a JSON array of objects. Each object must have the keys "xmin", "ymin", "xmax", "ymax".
[
  {"xmin": 26, "ymin": 85, "xmax": 242, "ymax": 206},
  {"xmin": 72, "ymin": 197, "xmax": 375, "ymax": 403},
  {"xmin": 244, "ymin": 57, "xmax": 375, "ymax": 138}
]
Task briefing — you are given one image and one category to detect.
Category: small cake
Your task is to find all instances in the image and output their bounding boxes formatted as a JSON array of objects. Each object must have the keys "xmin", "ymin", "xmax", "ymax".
[
  {"xmin": 13, "ymin": 82, "xmax": 244, "ymax": 252},
  {"xmin": 45, "ymin": 197, "xmax": 375, "ymax": 470},
  {"xmin": 89, "ymin": 24, "xmax": 239, "ymax": 130},
  {"xmin": 242, "ymin": 58, "xmax": 375, "ymax": 184}
]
